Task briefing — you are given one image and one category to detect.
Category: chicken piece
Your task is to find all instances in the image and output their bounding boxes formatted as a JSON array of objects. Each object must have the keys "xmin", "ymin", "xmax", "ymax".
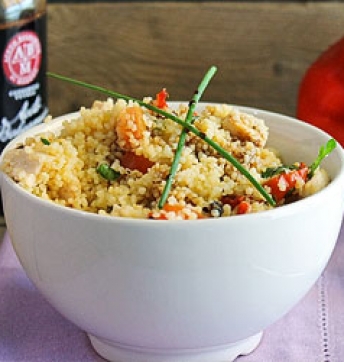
[
  {"xmin": 2, "ymin": 148, "xmax": 43, "ymax": 180},
  {"xmin": 222, "ymin": 110, "xmax": 268, "ymax": 147}
]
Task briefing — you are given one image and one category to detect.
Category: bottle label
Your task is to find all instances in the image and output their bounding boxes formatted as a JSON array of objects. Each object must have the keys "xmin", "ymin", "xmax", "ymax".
[
  {"xmin": 2, "ymin": 30, "xmax": 42, "ymax": 86},
  {"xmin": 0, "ymin": 12, "xmax": 47, "ymax": 150},
  {"xmin": 0, "ymin": 83, "xmax": 48, "ymax": 142}
]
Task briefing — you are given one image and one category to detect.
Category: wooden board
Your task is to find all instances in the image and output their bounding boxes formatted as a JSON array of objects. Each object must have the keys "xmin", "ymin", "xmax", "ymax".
[{"xmin": 47, "ymin": 2, "xmax": 344, "ymax": 117}]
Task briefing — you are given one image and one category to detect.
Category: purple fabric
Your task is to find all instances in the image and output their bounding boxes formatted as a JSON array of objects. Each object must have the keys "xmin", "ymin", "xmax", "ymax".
[{"xmin": 1, "ymin": 224, "xmax": 344, "ymax": 362}]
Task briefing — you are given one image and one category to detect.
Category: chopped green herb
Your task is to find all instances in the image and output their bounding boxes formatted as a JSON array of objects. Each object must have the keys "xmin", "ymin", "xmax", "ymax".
[
  {"xmin": 96, "ymin": 164, "xmax": 120, "ymax": 181},
  {"xmin": 41, "ymin": 138, "xmax": 50, "ymax": 145},
  {"xmin": 261, "ymin": 165, "xmax": 298, "ymax": 178},
  {"xmin": 309, "ymin": 138, "xmax": 337, "ymax": 178}
]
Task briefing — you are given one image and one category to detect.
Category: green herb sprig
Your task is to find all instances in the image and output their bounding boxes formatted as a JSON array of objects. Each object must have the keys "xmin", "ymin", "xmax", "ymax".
[
  {"xmin": 309, "ymin": 138, "xmax": 337, "ymax": 178},
  {"xmin": 48, "ymin": 70, "xmax": 276, "ymax": 206},
  {"xmin": 158, "ymin": 66, "xmax": 217, "ymax": 208},
  {"xmin": 96, "ymin": 164, "xmax": 120, "ymax": 181}
]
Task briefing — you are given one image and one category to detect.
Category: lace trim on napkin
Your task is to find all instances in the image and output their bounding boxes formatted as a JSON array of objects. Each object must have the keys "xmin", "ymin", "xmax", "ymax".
[{"xmin": 319, "ymin": 274, "xmax": 331, "ymax": 362}]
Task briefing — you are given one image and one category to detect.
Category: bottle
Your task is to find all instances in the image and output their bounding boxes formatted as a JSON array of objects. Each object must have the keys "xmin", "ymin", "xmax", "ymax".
[{"xmin": 0, "ymin": 0, "xmax": 48, "ymax": 214}]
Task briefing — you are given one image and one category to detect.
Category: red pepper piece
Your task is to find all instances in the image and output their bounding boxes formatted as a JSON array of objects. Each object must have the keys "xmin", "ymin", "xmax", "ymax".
[
  {"xmin": 120, "ymin": 151, "xmax": 154, "ymax": 174},
  {"xmin": 297, "ymin": 36, "xmax": 344, "ymax": 146},
  {"xmin": 264, "ymin": 166, "xmax": 308, "ymax": 202},
  {"xmin": 221, "ymin": 195, "xmax": 251, "ymax": 214},
  {"xmin": 236, "ymin": 201, "xmax": 251, "ymax": 215},
  {"xmin": 154, "ymin": 88, "xmax": 169, "ymax": 109},
  {"xmin": 221, "ymin": 194, "xmax": 245, "ymax": 208}
]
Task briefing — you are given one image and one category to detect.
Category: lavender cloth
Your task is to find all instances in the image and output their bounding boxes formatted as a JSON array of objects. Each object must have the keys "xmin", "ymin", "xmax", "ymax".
[{"xmin": 0, "ymin": 225, "xmax": 344, "ymax": 362}]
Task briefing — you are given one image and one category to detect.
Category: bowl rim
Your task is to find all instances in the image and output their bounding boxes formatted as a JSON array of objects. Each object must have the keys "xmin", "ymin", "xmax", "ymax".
[{"xmin": 1, "ymin": 103, "xmax": 344, "ymax": 226}]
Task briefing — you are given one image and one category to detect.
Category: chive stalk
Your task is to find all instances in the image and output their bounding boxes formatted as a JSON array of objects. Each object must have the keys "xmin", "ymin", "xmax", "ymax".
[
  {"xmin": 47, "ymin": 71, "xmax": 276, "ymax": 206},
  {"xmin": 158, "ymin": 66, "xmax": 217, "ymax": 208}
]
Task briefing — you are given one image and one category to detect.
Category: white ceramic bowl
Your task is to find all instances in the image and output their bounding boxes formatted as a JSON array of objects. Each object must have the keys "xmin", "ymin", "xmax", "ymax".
[{"xmin": 1, "ymin": 104, "xmax": 344, "ymax": 362}]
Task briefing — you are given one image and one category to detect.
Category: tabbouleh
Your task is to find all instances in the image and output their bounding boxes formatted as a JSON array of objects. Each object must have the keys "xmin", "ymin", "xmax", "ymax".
[{"xmin": 1, "ymin": 94, "xmax": 330, "ymax": 220}]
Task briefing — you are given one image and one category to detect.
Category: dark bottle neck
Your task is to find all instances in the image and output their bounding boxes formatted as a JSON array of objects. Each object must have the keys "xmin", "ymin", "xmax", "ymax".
[{"xmin": 0, "ymin": 0, "xmax": 46, "ymax": 24}]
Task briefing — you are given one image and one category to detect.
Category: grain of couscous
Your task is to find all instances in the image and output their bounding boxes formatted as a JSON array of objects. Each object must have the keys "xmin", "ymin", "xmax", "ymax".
[{"xmin": 1, "ymin": 91, "xmax": 331, "ymax": 220}]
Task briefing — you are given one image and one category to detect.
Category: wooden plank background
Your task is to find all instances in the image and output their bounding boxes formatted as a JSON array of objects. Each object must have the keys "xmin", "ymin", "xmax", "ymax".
[{"xmin": 47, "ymin": 2, "xmax": 344, "ymax": 117}]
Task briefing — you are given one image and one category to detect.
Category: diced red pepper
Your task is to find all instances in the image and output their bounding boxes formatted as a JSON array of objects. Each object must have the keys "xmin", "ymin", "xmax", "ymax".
[
  {"xmin": 236, "ymin": 201, "xmax": 251, "ymax": 215},
  {"xmin": 264, "ymin": 166, "xmax": 308, "ymax": 202},
  {"xmin": 154, "ymin": 88, "xmax": 169, "ymax": 109},
  {"xmin": 221, "ymin": 195, "xmax": 251, "ymax": 215},
  {"xmin": 120, "ymin": 151, "xmax": 154, "ymax": 174},
  {"xmin": 221, "ymin": 194, "xmax": 245, "ymax": 208}
]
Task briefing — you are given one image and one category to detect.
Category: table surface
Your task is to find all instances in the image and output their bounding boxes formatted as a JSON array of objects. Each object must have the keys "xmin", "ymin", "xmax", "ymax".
[{"xmin": 0, "ymin": 218, "xmax": 343, "ymax": 362}]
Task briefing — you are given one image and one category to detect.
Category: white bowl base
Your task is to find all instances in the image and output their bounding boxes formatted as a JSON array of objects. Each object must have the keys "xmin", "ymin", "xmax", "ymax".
[{"xmin": 88, "ymin": 332, "xmax": 263, "ymax": 362}]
